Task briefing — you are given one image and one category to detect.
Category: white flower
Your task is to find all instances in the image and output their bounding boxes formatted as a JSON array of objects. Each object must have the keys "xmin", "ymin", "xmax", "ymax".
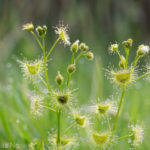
[
  {"xmin": 109, "ymin": 44, "xmax": 119, "ymax": 52},
  {"xmin": 137, "ymin": 44, "xmax": 149, "ymax": 56},
  {"xmin": 141, "ymin": 45, "xmax": 149, "ymax": 53},
  {"xmin": 55, "ymin": 23, "xmax": 70, "ymax": 46},
  {"xmin": 22, "ymin": 23, "xmax": 34, "ymax": 31}
]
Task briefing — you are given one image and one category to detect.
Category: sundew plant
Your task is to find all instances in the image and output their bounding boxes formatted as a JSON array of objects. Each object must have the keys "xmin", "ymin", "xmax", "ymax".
[
  {"xmin": 19, "ymin": 23, "xmax": 150, "ymax": 150},
  {"xmin": 20, "ymin": 23, "xmax": 94, "ymax": 150}
]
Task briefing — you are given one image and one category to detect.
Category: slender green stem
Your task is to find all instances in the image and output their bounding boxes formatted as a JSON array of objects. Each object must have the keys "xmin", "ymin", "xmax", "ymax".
[
  {"xmin": 38, "ymin": 75, "xmax": 48, "ymax": 88},
  {"xmin": 42, "ymin": 36, "xmax": 51, "ymax": 93},
  {"xmin": 31, "ymin": 31, "xmax": 43, "ymax": 50},
  {"xmin": 57, "ymin": 109, "xmax": 61, "ymax": 149},
  {"xmin": 112, "ymin": 86, "xmax": 126, "ymax": 132},
  {"xmin": 72, "ymin": 52, "xmax": 75, "ymax": 64},
  {"xmin": 116, "ymin": 50, "xmax": 123, "ymax": 61},
  {"xmin": 39, "ymin": 105, "xmax": 56, "ymax": 112},
  {"xmin": 75, "ymin": 51, "xmax": 84, "ymax": 64},
  {"xmin": 63, "ymin": 121, "xmax": 76, "ymax": 135},
  {"xmin": 131, "ymin": 55, "xmax": 140, "ymax": 72},
  {"xmin": 106, "ymin": 86, "xmax": 126, "ymax": 150},
  {"xmin": 67, "ymin": 73, "xmax": 72, "ymax": 87},
  {"xmin": 46, "ymin": 38, "xmax": 60, "ymax": 59},
  {"xmin": 115, "ymin": 134, "xmax": 133, "ymax": 141},
  {"xmin": 128, "ymin": 72, "xmax": 149, "ymax": 84},
  {"xmin": 125, "ymin": 48, "xmax": 129, "ymax": 68}
]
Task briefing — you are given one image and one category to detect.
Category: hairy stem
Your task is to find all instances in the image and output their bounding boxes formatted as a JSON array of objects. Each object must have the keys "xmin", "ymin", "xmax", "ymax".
[
  {"xmin": 38, "ymin": 75, "xmax": 48, "ymax": 88},
  {"xmin": 128, "ymin": 72, "xmax": 149, "ymax": 84},
  {"xmin": 115, "ymin": 134, "xmax": 133, "ymax": 141},
  {"xmin": 106, "ymin": 86, "xmax": 126, "ymax": 150},
  {"xmin": 39, "ymin": 105, "xmax": 56, "ymax": 112},
  {"xmin": 131, "ymin": 55, "xmax": 140, "ymax": 72},
  {"xmin": 57, "ymin": 109, "xmax": 61, "ymax": 149},
  {"xmin": 112, "ymin": 86, "xmax": 126, "ymax": 132}
]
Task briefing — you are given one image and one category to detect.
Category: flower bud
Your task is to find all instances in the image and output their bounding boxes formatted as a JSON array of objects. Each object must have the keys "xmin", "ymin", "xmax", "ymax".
[
  {"xmin": 36, "ymin": 25, "xmax": 47, "ymax": 36},
  {"xmin": 22, "ymin": 23, "xmax": 34, "ymax": 31},
  {"xmin": 43, "ymin": 25, "xmax": 47, "ymax": 32},
  {"xmin": 122, "ymin": 38, "xmax": 133, "ymax": 49},
  {"xmin": 71, "ymin": 40, "xmax": 79, "ymax": 53},
  {"xmin": 79, "ymin": 43, "xmax": 89, "ymax": 51},
  {"xmin": 109, "ymin": 44, "xmax": 119, "ymax": 52},
  {"xmin": 85, "ymin": 52, "xmax": 94, "ymax": 60},
  {"xmin": 67, "ymin": 64, "xmax": 76, "ymax": 74},
  {"xmin": 137, "ymin": 45, "xmax": 149, "ymax": 56},
  {"xmin": 55, "ymin": 71, "xmax": 64, "ymax": 86}
]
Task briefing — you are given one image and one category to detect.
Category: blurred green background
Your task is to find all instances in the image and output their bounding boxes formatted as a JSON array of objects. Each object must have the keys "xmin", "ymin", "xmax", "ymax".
[{"xmin": 0, "ymin": 0, "xmax": 150, "ymax": 149}]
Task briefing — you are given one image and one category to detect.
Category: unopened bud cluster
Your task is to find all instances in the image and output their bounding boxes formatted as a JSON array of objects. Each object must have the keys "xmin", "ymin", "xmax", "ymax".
[{"xmin": 36, "ymin": 25, "xmax": 47, "ymax": 37}]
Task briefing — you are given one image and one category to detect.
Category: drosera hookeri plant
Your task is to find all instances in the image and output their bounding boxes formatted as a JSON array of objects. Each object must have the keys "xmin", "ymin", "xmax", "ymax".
[
  {"xmin": 19, "ymin": 22, "xmax": 94, "ymax": 149},
  {"xmin": 85, "ymin": 39, "xmax": 149, "ymax": 150},
  {"xmin": 98, "ymin": 38, "xmax": 148, "ymax": 150}
]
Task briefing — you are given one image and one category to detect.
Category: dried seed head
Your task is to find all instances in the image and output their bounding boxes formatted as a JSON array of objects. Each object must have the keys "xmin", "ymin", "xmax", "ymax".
[
  {"xmin": 22, "ymin": 23, "xmax": 34, "ymax": 31},
  {"xmin": 19, "ymin": 59, "xmax": 43, "ymax": 80},
  {"xmin": 71, "ymin": 40, "xmax": 79, "ymax": 53},
  {"xmin": 79, "ymin": 43, "xmax": 89, "ymax": 51},
  {"xmin": 36, "ymin": 25, "xmax": 47, "ymax": 36},
  {"xmin": 122, "ymin": 38, "xmax": 133, "ymax": 49},
  {"xmin": 92, "ymin": 132, "xmax": 110, "ymax": 146},
  {"xmin": 137, "ymin": 45, "xmax": 149, "ymax": 56},
  {"xmin": 85, "ymin": 52, "xmax": 94, "ymax": 60},
  {"xmin": 119, "ymin": 55, "xmax": 126, "ymax": 68},
  {"xmin": 30, "ymin": 95, "xmax": 43, "ymax": 117},
  {"xmin": 55, "ymin": 23, "xmax": 70, "ymax": 46},
  {"xmin": 55, "ymin": 71, "xmax": 64, "ymax": 86},
  {"xmin": 109, "ymin": 44, "xmax": 119, "ymax": 53},
  {"xmin": 67, "ymin": 64, "xmax": 76, "ymax": 74},
  {"xmin": 131, "ymin": 124, "xmax": 144, "ymax": 147},
  {"xmin": 112, "ymin": 69, "xmax": 132, "ymax": 85}
]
